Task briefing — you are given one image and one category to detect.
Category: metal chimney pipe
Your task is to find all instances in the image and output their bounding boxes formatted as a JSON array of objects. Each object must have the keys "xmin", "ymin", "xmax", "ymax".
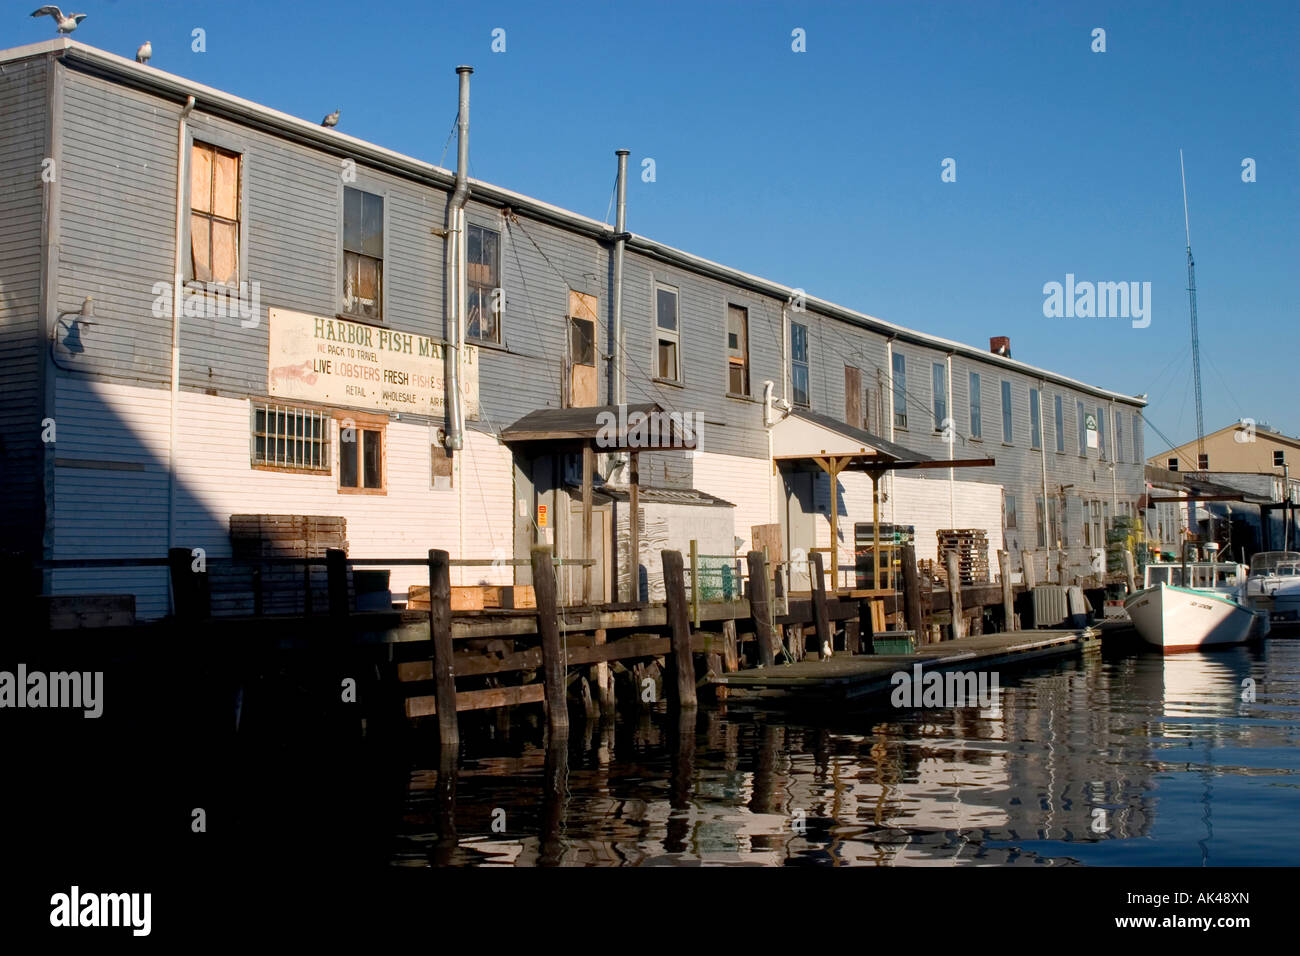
[
  {"xmin": 444, "ymin": 65, "xmax": 473, "ymax": 451},
  {"xmin": 612, "ymin": 149, "xmax": 629, "ymax": 405}
]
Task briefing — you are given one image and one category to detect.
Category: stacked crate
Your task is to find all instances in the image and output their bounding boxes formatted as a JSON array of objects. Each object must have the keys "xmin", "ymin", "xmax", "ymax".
[
  {"xmin": 934, "ymin": 529, "xmax": 990, "ymax": 587},
  {"xmin": 210, "ymin": 514, "xmax": 348, "ymax": 616}
]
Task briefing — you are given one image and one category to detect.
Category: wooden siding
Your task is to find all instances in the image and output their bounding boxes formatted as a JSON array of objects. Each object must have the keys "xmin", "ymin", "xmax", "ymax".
[{"xmin": 0, "ymin": 55, "xmax": 48, "ymax": 552}]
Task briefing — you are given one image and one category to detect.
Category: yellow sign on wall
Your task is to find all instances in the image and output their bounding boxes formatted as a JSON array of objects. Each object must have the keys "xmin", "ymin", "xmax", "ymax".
[{"xmin": 267, "ymin": 307, "xmax": 478, "ymax": 417}]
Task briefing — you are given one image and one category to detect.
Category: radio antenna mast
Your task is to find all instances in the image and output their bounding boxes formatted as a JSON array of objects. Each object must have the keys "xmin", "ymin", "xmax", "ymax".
[{"xmin": 1180, "ymin": 149, "xmax": 1206, "ymax": 471}]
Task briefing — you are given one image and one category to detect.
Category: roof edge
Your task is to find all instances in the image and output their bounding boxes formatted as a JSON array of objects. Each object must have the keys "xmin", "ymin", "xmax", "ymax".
[{"xmin": 14, "ymin": 40, "xmax": 1145, "ymax": 409}]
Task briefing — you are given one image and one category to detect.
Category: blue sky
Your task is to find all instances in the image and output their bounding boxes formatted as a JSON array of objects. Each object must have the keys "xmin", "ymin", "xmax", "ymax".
[{"xmin": 13, "ymin": 0, "xmax": 1299, "ymax": 453}]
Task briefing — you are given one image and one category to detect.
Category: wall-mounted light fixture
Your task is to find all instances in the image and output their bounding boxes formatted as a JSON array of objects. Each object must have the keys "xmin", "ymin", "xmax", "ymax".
[{"xmin": 51, "ymin": 296, "xmax": 95, "ymax": 366}]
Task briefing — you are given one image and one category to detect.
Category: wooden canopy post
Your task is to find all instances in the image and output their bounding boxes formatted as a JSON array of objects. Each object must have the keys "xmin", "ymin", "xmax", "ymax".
[
  {"xmin": 582, "ymin": 444, "xmax": 594, "ymax": 605},
  {"xmin": 868, "ymin": 468, "xmax": 885, "ymax": 590},
  {"xmin": 628, "ymin": 450, "xmax": 640, "ymax": 602},
  {"xmin": 813, "ymin": 455, "xmax": 852, "ymax": 592}
]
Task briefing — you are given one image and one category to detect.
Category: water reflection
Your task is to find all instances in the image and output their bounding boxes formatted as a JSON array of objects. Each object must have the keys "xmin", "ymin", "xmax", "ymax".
[{"xmin": 389, "ymin": 641, "xmax": 1300, "ymax": 866}]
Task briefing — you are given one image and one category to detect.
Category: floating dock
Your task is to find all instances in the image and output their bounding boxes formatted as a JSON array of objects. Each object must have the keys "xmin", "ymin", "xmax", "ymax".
[{"xmin": 711, "ymin": 627, "xmax": 1101, "ymax": 704}]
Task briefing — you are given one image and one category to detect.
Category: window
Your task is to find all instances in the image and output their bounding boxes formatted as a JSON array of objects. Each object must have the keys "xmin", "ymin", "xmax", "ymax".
[
  {"xmin": 1055, "ymin": 394, "xmax": 1065, "ymax": 452},
  {"xmin": 932, "ymin": 362, "xmax": 947, "ymax": 432},
  {"xmin": 1001, "ymin": 380, "xmax": 1013, "ymax": 443},
  {"xmin": 342, "ymin": 187, "xmax": 384, "ymax": 320},
  {"xmin": 1035, "ymin": 496, "xmax": 1047, "ymax": 548},
  {"xmin": 1077, "ymin": 399, "xmax": 1087, "ymax": 454},
  {"xmin": 1082, "ymin": 499, "xmax": 1091, "ymax": 547},
  {"xmin": 1115, "ymin": 411, "xmax": 1124, "ymax": 463},
  {"xmin": 1029, "ymin": 388, "xmax": 1042, "ymax": 450},
  {"xmin": 1275, "ymin": 450, "xmax": 1286, "ymax": 467},
  {"xmin": 251, "ymin": 402, "xmax": 330, "ymax": 472},
  {"xmin": 1090, "ymin": 500, "xmax": 1102, "ymax": 549},
  {"xmin": 570, "ymin": 316, "xmax": 596, "ymax": 367},
  {"xmin": 1168, "ymin": 458, "xmax": 1179, "ymax": 472},
  {"xmin": 1005, "ymin": 494, "xmax": 1018, "ymax": 529},
  {"xmin": 1096, "ymin": 405, "xmax": 1107, "ymax": 459},
  {"xmin": 1198, "ymin": 453, "xmax": 1209, "ymax": 470},
  {"xmin": 969, "ymin": 371, "xmax": 982, "ymax": 438},
  {"xmin": 791, "ymin": 321, "xmax": 810, "ymax": 407},
  {"xmin": 655, "ymin": 284, "xmax": 681, "ymax": 382},
  {"xmin": 467, "ymin": 223, "xmax": 502, "ymax": 342},
  {"xmin": 1132, "ymin": 413, "xmax": 1141, "ymax": 461},
  {"xmin": 190, "ymin": 141, "xmax": 241, "ymax": 285},
  {"xmin": 727, "ymin": 305, "xmax": 750, "ymax": 396},
  {"xmin": 892, "ymin": 352, "xmax": 907, "ymax": 428},
  {"xmin": 338, "ymin": 413, "xmax": 385, "ymax": 493}
]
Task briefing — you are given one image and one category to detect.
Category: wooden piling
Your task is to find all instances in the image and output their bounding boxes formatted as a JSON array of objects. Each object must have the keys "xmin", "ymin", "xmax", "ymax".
[
  {"xmin": 809, "ymin": 550, "xmax": 832, "ymax": 659},
  {"xmin": 747, "ymin": 551, "xmax": 776, "ymax": 667},
  {"xmin": 661, "ymin": 550, "xmax": 699, "ymax": 711},
  {"xmin": 900, "ymin": 542, "xmax": 923, "ymax": 643},
  {"xmin": 326, "ymin": 547, "xmax": 348, "ymax": 618},
  {"xmin": 168, "ymin": 546, "xmax": 209, "ymax": 621},
  {"xmin": 998, "ymin": 550, "xmax": 1016, "ymax": 632},
  {"xmin": 1021, "ymin": 549, "xmax": 1038, "ymax": 590},
  {"xmin": 531, "ymin": 546, "xmax": 570, "ymax": 736},
  {"xmin": 1124, "ymin": 550, "xmax": 1137, "ymax": 594},
  {"xmin": 946, "ymin": 550, "xmax": 965, "ymax": 640},
  {"xmin": 427, "ymin": 549, "xmax": 460, "ymax": 750}
]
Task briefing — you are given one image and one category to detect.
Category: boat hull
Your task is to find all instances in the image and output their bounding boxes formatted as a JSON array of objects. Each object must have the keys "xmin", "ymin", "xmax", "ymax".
[{"xmin": 1124, "ymin": 583, "xmax": 1259, "ymax": 652}]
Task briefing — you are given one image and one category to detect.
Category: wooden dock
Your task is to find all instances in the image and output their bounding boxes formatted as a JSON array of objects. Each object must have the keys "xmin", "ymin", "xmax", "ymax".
[{"xmin": 712, "ymin": 627, "xmax": 1100, "ymax": 704}]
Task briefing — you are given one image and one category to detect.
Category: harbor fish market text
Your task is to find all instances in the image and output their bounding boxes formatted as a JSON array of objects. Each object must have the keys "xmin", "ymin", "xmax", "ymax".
[{"xmin": 267, "ymin": 308, "xmax": 479, "ymax": 417}]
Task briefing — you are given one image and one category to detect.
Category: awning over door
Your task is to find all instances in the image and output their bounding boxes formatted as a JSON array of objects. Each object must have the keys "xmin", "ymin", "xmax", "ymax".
[
  {"xmin": 771, "ymin": 409, "xmax": 996, "ymax": 590},
  {"xmin": 500, "ymin": 403, "xmax": 697, "ymax": 451}
]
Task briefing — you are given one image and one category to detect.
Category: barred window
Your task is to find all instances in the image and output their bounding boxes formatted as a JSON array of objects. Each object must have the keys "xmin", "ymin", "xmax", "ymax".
[{"xmin": 251, "ymin": 403, "xmax": 331, "ymax": 472}]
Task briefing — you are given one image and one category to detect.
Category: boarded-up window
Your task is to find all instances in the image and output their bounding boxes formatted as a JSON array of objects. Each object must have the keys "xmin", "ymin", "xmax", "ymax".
[
  {"xmin": 567, "ymin": 290, "xmax": 599, "ymax": 407},
  {"xmin": 431, "ymin": 443, "xmax": 453, "ymax": 490},
  {"xmin": 844, "ymin": 366, "xmax": 862, "ymax": 428},
  {"xmin": 727, "ymin": 305, "xmax": 750, "ymax": 396},
  {"xmin": 467, "ymin": 223, "xmax": 501, "ymax": 342},
  {"xmin": 343, "ymin": 187, "xmax": 384, "ymax": 320},
  {"xmin": 190, "ymin": 141, "xmax": 240, "ymax": 284}
]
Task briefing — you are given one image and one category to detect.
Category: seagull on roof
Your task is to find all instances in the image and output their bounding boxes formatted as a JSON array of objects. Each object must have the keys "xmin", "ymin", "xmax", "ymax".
[
  {"xmin": 31, "ymin": 6, "xmax": 86, "ymax": 33},
  {"xmin": 135, "ymin": 41, "xmax": 152, "ymax": 65},
  {"xmin": 321, "ymin": 108, "xmax": 341, "ymax": 128}
]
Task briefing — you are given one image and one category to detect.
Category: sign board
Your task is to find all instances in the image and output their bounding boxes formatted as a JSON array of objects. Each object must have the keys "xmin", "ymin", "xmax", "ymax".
[
  {"xmin": 267, "ymin": 308, "xmax": 478, "ymax": 417},
  {"xmin": 1085, "ymin": 413, "xmax": 1099, "ymax": 449},
  {"xmin": 537, "ymin": 504, "xmax": 548, "ymax": 528}
]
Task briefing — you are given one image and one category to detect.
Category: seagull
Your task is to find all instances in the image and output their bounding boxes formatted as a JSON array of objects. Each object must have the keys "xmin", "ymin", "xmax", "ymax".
[
  {"xmin": 135, "ymin": 41, "xmax": 152, "ymax": 65},
  {"xmin": 321, "ymin": 108, "xmax": 340, "ymax": 128},
  {"xmin": 30, "ymin": 6, "xmax": 86, "ymax": 33}
]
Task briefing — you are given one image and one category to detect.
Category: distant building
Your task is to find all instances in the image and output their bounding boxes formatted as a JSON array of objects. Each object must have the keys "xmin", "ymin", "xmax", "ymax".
[
  {"xmin": 1149, "ymin": 420, "xmax": 1300, "ymax": 474},
  {"xmin": 0, "ymin": 40, "xmax": 1147, "ymax": 617}
]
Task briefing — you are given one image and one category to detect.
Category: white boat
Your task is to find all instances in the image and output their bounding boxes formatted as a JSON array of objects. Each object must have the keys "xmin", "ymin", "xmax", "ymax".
[
  {"xmin": 1244, "ymin": 551, "xmax": 1300, "ymax": 623},
  {"xmin": 1123, "ymin": 560, "xmax": 1264, "ymax": 652}
]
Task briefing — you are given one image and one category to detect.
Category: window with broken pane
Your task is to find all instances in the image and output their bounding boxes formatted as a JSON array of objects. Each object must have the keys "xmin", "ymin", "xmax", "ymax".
[
  {"xmin": 343, "ymin": 187, "xmax": 384, "ymax": 320},
  {"xmin": 727, "ymin": 304, "xmax": 750, "ymax": 396},
  {"xmin": 467, "ymin": 223, "xmax": 501, "ymax": 342}
]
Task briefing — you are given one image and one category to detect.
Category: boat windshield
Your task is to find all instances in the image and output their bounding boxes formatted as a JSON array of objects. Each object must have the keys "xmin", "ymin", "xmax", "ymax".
[
  {"xmin": 1250, "ymin": 551, "xmax": 1300, "ymax": 576},
  {"xmin": 1146, "ymin": 562, "xmax": 1243, "ymax": 589}
]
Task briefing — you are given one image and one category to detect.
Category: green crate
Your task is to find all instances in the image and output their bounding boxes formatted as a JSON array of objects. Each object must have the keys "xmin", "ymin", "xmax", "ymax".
[{"xmin": 871, "ymin": 631, "xmax": 915, "ymax": 654}]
